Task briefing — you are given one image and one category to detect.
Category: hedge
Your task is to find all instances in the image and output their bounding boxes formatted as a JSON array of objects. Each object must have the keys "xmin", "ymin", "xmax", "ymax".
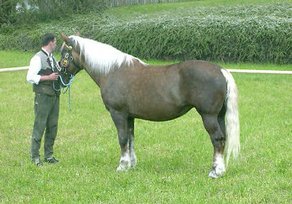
[
  {"xmin": 94, "ymin": 3, "xmax": 292, "ymax": 64},
  {"xmin": 0, "ymin": 3, "xmax": 291, "ymax": 64},
  {"xmin": 107, "ymin": 0, "xmax": 195, "ymax": 7}
]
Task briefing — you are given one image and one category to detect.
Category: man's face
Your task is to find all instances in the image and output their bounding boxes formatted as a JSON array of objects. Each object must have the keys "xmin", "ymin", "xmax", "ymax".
[{"xmin": 50, "ymin": 38, "xmax": 57, "ymax": 51}]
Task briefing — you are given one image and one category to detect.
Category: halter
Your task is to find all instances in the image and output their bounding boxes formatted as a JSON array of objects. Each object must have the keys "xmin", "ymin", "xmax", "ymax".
[
  {"xmin": 50, "ymin": 62, "xmax": 73, "ymax": 111},
  {"xmin": 49, "ymin": 45, "xmax": 76, "ymax": 111},
  {"xmin": 60, "ymin": 44, "xmax": 83, "ymax": 75},
  {"xmin": 57, "ymin": 44, "xmax": 83, "ymax": 111},
  {"xmin": 53, "ymin": 59, "xmax": 75, "ymax": 90}
]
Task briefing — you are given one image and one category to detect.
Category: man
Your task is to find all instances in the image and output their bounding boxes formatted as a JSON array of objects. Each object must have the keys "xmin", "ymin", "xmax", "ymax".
[{"xmin": 27, "ymin": 33, "xmax": 61, "ymax": 166}]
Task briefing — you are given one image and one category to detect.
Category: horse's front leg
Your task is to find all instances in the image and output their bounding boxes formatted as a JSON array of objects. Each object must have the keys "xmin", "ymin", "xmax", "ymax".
[
  {"xmin": 110, "ymin": 110, "xmax": 133, "ymax": 171},
  {"xmin": 128, "ymin": 118, "xmax": 137, "ymax": 168}
]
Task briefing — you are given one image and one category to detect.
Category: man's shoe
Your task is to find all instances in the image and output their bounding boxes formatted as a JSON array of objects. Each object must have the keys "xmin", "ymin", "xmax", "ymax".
[
  {"xmin": 32, "ymin": 158, "xmax": 43, "ymax": 167},
  {"xmin": 44, "ymin": 157, "xmax": 59, "ymax": 164}
]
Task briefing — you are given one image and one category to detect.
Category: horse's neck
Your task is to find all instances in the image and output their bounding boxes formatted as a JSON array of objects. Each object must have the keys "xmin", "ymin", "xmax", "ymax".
[
  {"xmin": 84, "ymin": 68, "xmax": 103, "ymax": 87},
  {"xmin": 84, "ymin": 58, "xmax": 147, "ymax": 87}
]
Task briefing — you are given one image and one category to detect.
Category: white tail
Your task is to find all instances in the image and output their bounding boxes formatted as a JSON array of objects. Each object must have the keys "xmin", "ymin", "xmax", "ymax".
[{"xmin": 220, "ymin": 69, "xmax": 240, "ymax": 166}]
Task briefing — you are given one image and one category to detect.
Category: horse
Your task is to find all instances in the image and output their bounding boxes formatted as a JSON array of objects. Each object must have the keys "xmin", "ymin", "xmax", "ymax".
[{"xmin": 60, "ymin": 33, "xmax": 240, "ymax": 178}]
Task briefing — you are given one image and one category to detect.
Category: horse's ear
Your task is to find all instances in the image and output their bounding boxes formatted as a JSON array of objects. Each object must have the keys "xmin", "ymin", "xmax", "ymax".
[
  {"xmin": 61, "ymin": 33, "xmax": 73, "ymax": 50},
  {"xmin": 61, "ymin": 33, "xmax": 70, "ymax": 44},
  {"xmin": 75, "ymin": 31, "xmax": 80, "ymax": 36}
]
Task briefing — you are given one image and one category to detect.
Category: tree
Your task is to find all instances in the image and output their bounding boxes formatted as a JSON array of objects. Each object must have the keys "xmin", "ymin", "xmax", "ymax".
[
  {"xmin": 0, "ymin": 0, "xmax": 106, "ymax": 27},
  {"xmin": 0, "ymin": 0, "xmax": 18, "ymax": 25}
]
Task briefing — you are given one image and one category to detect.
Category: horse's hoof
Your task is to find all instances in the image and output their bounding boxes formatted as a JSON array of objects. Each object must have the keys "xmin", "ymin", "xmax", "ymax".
[
  {"xmin": 116, "ymin": 165, "xmax": 128, "ymax": 172},
  {"xmin": 208, "ymin": 167, "xmax": 225, "ymax": 178},
  {"xmin": 208, "ymin": 170, "xmax": 220, "ymax": 178},
  {"xmin": 130, "ymin": 159, "xmax": 137, "ymax": 168},
  {"xmin": 116, "ymin": 160, "xmax": 131, "ymax": 172}
]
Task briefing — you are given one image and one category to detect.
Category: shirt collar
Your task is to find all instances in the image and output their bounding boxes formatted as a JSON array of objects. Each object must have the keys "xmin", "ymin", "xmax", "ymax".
[{"xmin": 41, "ymin": 48, "xmax": 52, "ymax": 57}]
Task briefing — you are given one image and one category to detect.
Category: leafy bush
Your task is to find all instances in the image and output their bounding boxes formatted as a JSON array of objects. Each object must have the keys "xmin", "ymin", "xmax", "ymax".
[
  {"xmin": 107, "ymin": 0, "xmax": 196, "ymax": 7},
  {"xmin": 0, "ymin": 0, "xmax": 106, "ymax": 34},
  {"xmin": 28, "ymin": 0, "xmax": 106, "ymax": 21},
  {"xmin": 0, "ymin": 0, "xmax": 19, "ymax": 26},
  {"xmin": 94, "ymin": 3, "xmax": 291, "ymax": 64},
  {"xmin": 0, "ymin": 2, "xmax": 291, "ymax": 64}
]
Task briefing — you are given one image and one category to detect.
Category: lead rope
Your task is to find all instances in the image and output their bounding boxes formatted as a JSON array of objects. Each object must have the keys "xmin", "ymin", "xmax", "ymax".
[
  {"xmin": 53, "ymin": 74, "xmax": 74, "ymax": 111},
  {"xmin": 68, "ymin": 83, "xmax": 72, "ymax": 111},
  {"xmin": 61, "ymin": 75, "xmax": 74, "ymax": 112}
]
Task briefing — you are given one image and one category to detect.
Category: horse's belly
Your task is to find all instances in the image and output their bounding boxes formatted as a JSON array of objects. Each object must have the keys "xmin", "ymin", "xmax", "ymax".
[{"xmin": 129, "ymin": 103, "xmax": 192, "ymax": 121}]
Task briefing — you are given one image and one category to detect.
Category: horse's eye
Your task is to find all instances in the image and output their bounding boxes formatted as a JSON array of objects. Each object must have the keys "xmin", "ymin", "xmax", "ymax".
[{"xmin": 70, "ymin": 56, "xmax": 73, "ymax": 61}]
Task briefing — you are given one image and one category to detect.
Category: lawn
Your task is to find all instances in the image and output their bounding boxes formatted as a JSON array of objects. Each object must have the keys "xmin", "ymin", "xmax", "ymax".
[
  {"xmin": 0, "ymin": 51, "xmax": 34, "ymax": 68},
  {"xmin": 0, "ymin": 62, "xmax": 291, "ymax": 203}
]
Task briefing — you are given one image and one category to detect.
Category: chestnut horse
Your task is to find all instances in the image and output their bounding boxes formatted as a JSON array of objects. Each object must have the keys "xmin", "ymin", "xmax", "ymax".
[{"xmin": 60, "ymin": 34, "xmax": 240, "ymax": 178}]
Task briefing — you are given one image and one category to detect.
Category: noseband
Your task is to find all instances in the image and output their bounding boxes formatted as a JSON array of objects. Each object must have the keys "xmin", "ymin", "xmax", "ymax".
[{"xmin": 53, "ymin": 60, "xmax": 74, "ymax": 90}]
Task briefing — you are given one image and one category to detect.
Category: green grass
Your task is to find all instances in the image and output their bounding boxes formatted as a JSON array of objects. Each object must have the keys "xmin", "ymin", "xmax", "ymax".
[
  {"xmin": 0, "ymin": 51, "xmax": 61, "ymax": 68},
  {"xmin": 0, "ymin": 63, "xmax": 291, "ymax": 203},
  {"xmin": 0, "ymin": 51, "xmax": 34, "ymax": 68}
]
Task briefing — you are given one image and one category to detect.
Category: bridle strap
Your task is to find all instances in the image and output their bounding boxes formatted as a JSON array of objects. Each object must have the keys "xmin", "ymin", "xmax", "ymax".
[{"xmin": 51, "ymin": 54, "xmax": 75, "ymax": 111}]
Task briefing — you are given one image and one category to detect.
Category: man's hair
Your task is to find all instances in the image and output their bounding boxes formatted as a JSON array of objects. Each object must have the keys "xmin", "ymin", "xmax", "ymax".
[{"xmin": 41, "ymin": 33, "xmax": 56, "ymax": 46}]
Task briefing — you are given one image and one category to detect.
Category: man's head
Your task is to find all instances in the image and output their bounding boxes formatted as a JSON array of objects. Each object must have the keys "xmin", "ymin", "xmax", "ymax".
[{"xmin": 42, "ymin": 33, "xmax": 57, "ymax": 53}]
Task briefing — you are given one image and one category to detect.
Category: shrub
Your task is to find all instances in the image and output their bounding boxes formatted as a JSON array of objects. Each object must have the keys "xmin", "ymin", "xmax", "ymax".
[
  {"xmin": 93, "ymin": 3, "xmax": 291, "ymax": 64},
  {"xmin": 0, "ymin": 3, "xmax": 291, "ymax": 64},
  {"xmin": 0, "ymin": 0, "xmax": 107, "ymax": 34}
]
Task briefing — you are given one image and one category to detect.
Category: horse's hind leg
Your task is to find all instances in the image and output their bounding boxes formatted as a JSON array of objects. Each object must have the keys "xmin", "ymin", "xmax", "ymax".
[{"xmin": 201, "ymin": 113, "xmax": 226, "ymax": 178}]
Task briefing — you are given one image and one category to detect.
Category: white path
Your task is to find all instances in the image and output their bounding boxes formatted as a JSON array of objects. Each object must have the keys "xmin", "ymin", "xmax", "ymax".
[{"xmin": 0, "ymin": 66, "xmax": 292, "ymax": 74}]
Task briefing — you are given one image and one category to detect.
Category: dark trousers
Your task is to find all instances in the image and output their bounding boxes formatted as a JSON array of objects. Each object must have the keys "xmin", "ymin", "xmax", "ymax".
[{"xmin": 31, "ymin": 93, "xmax": 59, "ymax": 160}]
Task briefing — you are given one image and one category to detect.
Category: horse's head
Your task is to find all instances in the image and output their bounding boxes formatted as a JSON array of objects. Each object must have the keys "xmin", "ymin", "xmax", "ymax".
[{"xmin": 60, "ymin": 33, "xmax": 83, "ymax": 76}]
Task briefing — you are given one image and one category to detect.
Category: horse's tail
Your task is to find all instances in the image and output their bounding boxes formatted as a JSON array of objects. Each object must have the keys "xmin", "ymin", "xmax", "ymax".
[{"xmin": 221, "ymin": 69, "xmax": 240, "ymax": 166}]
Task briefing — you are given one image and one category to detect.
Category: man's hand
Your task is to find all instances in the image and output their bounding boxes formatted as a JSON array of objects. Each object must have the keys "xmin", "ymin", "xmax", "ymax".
[
  {"xmin": 49, "ymin": 72, "xmax": 59, "ymax": 80},
  {"xmin": 40, "ymin": 72, "xmax": 59, "ymax": 82}
]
